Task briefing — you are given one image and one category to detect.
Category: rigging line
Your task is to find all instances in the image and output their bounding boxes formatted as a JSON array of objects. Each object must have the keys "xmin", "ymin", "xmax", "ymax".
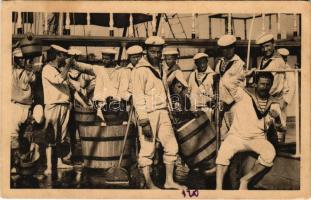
[
  {"xmin": 83, "ymin": 25, "xmax": 88, "ymax": 62},
  {"xmin": 247, "ymin": 14, "xmax": 255, "ymax": 70}
]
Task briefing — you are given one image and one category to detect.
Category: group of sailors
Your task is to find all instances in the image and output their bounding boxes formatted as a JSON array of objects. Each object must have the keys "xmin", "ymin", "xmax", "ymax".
[{"xmin": 11, "ymin": 32, "xmax": 296, "ymax": 189}]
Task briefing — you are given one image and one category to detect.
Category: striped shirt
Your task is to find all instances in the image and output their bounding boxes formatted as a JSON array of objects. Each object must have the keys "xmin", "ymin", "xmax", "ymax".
[{"xmin": 257, "ymin": 98, "xmax": 268, "ymax": 112}]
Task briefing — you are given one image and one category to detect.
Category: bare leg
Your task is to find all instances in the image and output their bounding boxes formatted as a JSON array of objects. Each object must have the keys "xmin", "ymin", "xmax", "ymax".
[
  {"xmin": 239, "ymin": 161, "xmax": 267, "ymax": 190},
  {"xmin": 216, "ymin": 164, "xmax": 229, "ymax": 190},
  {"xmin": 57, "ymin": 158, "xmax": 73, "ymax": 169},
  {"xmin": 141, "ymin": 166, "xmax": 160, "ymax": 189},
  {"xmin": 164, "ymin": 163, "xmax": 187, "ymax": 189},
  {"xmin": 44, "ymin": 146, "xmax": 52, "ymax": 175}
]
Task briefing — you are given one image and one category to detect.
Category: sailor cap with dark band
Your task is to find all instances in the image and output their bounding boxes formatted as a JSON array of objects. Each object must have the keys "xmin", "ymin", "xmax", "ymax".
[
  {"xmin": 126, "ymin": 45, "xmax": 143, "ymax": 55},
  {"xmin": 145, "ymin": 36, "xmax": 165, "ymax": 46},
  {"xmin": 101, "ymin": 48, "xmax": 117, "ymax": 55},
  {"xmin": 277, "ymin": 48, "xmax": 289, "ymax": 56},
  {"xmin": 256, "ymin": 33, "xmax": 274, "ymax": 45},
  {"xmin": 50, "ymin": 44, "xmax": 68, "ymax": 53},
  {"xmin": 193, "ymin": 52, "xmax": 208, "ymax": 60},
  {"xmin": 163, "ymin": 47, "xmax": 179, "ymax": 56},
  {"xmin": 217, "ymin": 34, "xmax": 237, "ymax": 47}
]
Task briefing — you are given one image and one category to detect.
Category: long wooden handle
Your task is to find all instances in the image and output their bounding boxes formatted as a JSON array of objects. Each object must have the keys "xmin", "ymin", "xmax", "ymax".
[{"xmin": 117, "ymin": 103, "xmax": 134, "ymax": 167}]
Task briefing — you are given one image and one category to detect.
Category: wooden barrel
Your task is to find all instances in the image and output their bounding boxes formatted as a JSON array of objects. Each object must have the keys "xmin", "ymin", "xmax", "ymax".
[
  {"xmin": 78, "ymin": 122, "xmax": 134, "ymax": 169},
  {"xmin": 176, "ymin": 112, "xmax": 216, "ymax": 169},
  {"xmin": 74, "ymin": 106, "xmax": 97, "ymax": 123}
]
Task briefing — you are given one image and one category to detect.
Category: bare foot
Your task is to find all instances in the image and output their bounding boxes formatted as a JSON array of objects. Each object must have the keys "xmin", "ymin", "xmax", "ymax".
[
  {"xmin": 11, "ymin": 167, "xmax": 17, "ymax": 174},
  {"xmin": 164, "ymin": 181, "xmax": 187, "ymax": 190},
  {"xmin": 44, "ymin": 168, "xmax": 52, "ymax": 176},
  {"xmin": 57, "ymin": 159, "xmax": 73, "ymax": 169},
  {"xmin": 146, "ymin": 182, "xmax": 161, "ymax": 189},
  {"xmin": 239, "ymin": 180, "xmax": 249, "ymax": 190}
]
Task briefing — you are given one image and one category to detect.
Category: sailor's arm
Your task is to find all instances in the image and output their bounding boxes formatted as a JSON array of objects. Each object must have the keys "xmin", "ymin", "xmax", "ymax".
[
  {"xmin": 131, "ymin": 68, "xmax": 148, "ymax": 122},
  {"xmin": 117, "ymin": 69, "xmax": 132, "ymax": 101},
  {"xmin": 222, "ymin": 73, "xmax": 247, "ymax": 102},
  {"xmin": 282, "ymin": 65, "xmax": 296, "ymax": 106},
  {"xmin": 68, "ymin": 58, "xmax": 96, "ymax": 76}
]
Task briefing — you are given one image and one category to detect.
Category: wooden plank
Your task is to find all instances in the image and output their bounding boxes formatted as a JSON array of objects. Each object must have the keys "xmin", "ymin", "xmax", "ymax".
[{"xmin": 12, "ymin": 34, "xmax": 301, "ymax": 48}]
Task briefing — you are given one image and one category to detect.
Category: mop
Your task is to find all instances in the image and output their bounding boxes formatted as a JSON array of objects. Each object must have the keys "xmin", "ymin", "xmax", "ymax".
[{"xmin": 104, "ymin": 104, "xmax": 134, "ymax": 187}]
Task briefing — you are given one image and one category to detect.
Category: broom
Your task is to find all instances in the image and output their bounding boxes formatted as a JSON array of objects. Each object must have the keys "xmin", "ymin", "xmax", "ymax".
[{"xmin": 105, "ymin": 103, "xmax": 134, "ymax": 187}]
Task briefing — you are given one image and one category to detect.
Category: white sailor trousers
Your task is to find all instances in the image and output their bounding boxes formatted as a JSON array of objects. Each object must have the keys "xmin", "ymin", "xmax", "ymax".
[
  {"xmin": 44, "ymin": 103, "xmax": 70, "ymax": 145},
  {"xmin": 138, "ymin": 109, "xmax": 178, "ymax": 167},
  {"xmin": 10, "ymin": 102, "xmax": 31, "ymax": 149},
  {"xmin": 216, "ymin": 134, "xmax": 276, "ymax": 167}
]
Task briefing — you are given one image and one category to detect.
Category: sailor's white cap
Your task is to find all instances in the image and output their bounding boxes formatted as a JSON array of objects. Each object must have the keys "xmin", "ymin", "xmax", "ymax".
[
  {"xmin": 13, "ymin": 48, "xmax": 23, "ymax": 58},
  {"xmin": 145, "ymin": 36, "xmax": 165, "ymax": 46},
  {"xmin": 167, "ymin": 70, "xmax": 188, "ymax": 87},
  {"xmin": 101, "ymin": 48, "xmax": 117, "ymax": 55},
  {"xmin": 256, "ymin": 33, "xmax": 274, "ymax": 45},
  {"xmin": 68, "ymin": 48, "xmax": 82, "ymax": 56},
  {"xmin": 217, "ymin": 34, "xmax": 237, "ymax": 47},
  {"xmin": 126, "ymin": 45, "xmax": 143, "ymax": 55},
  {"xmin": 163, "ymin": 47, "xmax": 179, "ymax": 56},
  {"xmin": 193, "ymin": 52, "xmax": 208, "ymax": 60},
  {"xmin": 50, "ymin": 44, "xmax": 68, "ymax": 53},
  {"xmin": 277, "ymin": 48, "xmax": 289, "ymax": 56},
  {"xmin": 33, "ymin": 104, "xmax": 44, "ymax": 124}
]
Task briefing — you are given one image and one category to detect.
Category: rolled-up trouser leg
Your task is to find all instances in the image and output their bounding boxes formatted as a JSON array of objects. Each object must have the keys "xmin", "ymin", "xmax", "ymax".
[
  {"xmin": 10, "ymin": 103, "xmax": 30, "ymax": 149},
  {"xmin": 157, "ymin": 110, "xmax": 178, "ymax": 165},
  {"xmin": 248, "ymin": 138, "xmax": 276, "ymax": 167}
]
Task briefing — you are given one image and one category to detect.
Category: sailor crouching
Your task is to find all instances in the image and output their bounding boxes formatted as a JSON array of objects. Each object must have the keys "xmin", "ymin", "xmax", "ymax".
[{"xmin": 215, "ymin": 71, "xmax": 283, "ymax": 190}]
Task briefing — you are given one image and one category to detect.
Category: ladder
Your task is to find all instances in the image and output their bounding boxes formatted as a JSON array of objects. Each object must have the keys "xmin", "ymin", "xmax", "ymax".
[{"xmin": 164, "ymin": 14, "xmax": 188, "ymax": 39}]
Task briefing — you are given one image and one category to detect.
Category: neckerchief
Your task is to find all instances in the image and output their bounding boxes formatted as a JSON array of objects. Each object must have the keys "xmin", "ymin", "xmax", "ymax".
[
  {"xmin": 68, "ymin": 71, "xmax": 82, "ymax": 81},
  {"xmin": 219, "ymin": 59, "xmax": 235, "ymax": 76},
  {"xmin": 136, "ymin": 58, "xmax": 163, "ymax": 80},
  {"xmin": 195, "ymin": 71, "xmax": 208, "ymax": 87},
  {"xmin": 259, "ymin": 58, "xmax": 273, "ymax": 70},
  {"xmin": 194, "ymin": 67, "xmax": 213, "ymax": 87}
]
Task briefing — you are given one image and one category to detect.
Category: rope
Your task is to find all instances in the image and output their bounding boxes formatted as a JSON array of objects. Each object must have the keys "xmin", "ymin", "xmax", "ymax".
[{"xmin": 246, "ymin": 14, "xmax": 255, "ymax": 70}]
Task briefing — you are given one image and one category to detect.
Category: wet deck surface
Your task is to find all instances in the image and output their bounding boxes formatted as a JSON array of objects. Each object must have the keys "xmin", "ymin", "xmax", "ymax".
[{"xmin": 11, "ymin": 121, "xmax": 298, "ymax": 189}]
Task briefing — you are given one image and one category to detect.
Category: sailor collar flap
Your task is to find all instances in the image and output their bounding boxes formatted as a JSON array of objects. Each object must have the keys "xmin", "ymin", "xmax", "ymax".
[
  {"xmin": 136, "ymin": 58, "xmax": 163, "ymax": 80},
  {"xmin": 195, "ymin": 67, "xmax": 213, "ymax": 87},
  {"xmin": 244, "ymin": 88, "xmax": 279, "ymax": 119},
  {"xmin": 219, "ymin": 55, "xmax": 240, "ymax": 76},
  {"xmin": 259, "ymin": 53, "xmax": 282, "ymax": 70}
]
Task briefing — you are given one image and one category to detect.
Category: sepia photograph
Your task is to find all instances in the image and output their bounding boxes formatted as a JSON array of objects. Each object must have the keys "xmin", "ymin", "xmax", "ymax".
[{"xmin": 1, "ymin": 1, "xmax": 310, "ymax": 199}]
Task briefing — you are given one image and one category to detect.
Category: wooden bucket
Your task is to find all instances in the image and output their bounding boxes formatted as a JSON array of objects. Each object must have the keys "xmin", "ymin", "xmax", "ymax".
[
  {"xmin": 176, "ymin": 112, "xmax": 216, "ymax": 169},
  {"xmin": 78, "ymin": 122, "xmax": 134, "ymax": 169},
  {"xmin": 74, "ymin": 106, "xmax": 97, "ymax": 123}
]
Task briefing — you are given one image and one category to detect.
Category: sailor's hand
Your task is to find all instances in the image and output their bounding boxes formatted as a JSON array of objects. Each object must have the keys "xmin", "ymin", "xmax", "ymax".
[
  {"xmin": 244, "ymin": 68, "xmax": 256, "ymax": 77},
  {"xmin": 66, "ymin": 57, "xmax": 76, "ymax": 68},
  {"xmin": 269, "ymin": 104, "xmax": 281, "ymax": 118},
  {"xmin": 192, "ymin": 111, "xmax": 200, "ymax": 118},
  {"xmin": 206, "ymin": 98, "xmax": 216, "ymax": 109},
  {"xmin": 25, "ymin": 63, "xmax": 33, "ymax": 72},
  {"xmin": 140, "ymin": 120, "xmax": 153, "ymax": 141}
]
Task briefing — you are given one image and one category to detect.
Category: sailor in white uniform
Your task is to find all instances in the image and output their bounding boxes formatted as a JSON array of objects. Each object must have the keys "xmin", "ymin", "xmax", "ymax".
[
  {"xmin": 188, "ymin": 53, "xmax": 215, "ymax": 118},
  {"xmin": 131, "ymin": 36, "xmax": 186, "ymax": 190}
]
